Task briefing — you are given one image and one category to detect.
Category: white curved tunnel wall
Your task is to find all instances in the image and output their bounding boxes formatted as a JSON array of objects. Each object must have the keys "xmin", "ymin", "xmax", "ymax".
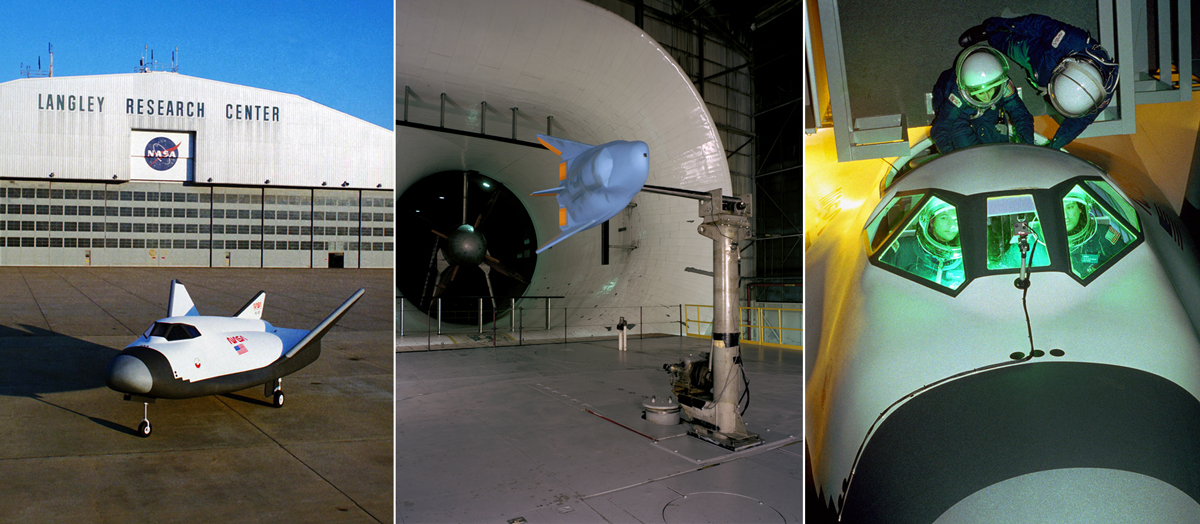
[{"xmin": 397, "ymin": 0, "xmax": 732, "ymax": 339}]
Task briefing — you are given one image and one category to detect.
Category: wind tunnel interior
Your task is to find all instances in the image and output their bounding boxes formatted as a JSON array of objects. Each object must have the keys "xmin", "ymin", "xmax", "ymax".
[{"xmin": 397, "ymin": 0, "xmax": 734, "ymax": 344}]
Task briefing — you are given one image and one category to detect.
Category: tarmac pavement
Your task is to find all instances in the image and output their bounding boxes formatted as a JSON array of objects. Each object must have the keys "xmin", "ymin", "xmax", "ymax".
[{"xmin": 0, "ymin": 267, "xmax": 393, "ymax": 523}]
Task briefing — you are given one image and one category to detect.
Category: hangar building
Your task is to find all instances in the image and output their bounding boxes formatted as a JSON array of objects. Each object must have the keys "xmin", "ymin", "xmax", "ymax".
[{"xmin": 0, "ymin": 72, "xmax": 395, "ymax": 267}]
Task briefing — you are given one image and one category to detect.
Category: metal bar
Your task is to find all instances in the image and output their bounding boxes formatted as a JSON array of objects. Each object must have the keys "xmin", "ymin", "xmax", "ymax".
[
  {"xmin": 481, "ymin": 101, "xmax": 487, "ymax": 135},
  {"xmin": 511, "ymin": 107, "xmax": 518, "ymax": 140},
  {"xmin": 1181, "ymin": 0, "xmax": 1194, "ymax": 99},
  {"xmin": 696, "ymin": 20, "xmax": 705, "ymax": 97},
  {"xmin": 641, "ymin": 184, "xmax": 743, "ymax": 203},
  {"xmin": 701, "ymin": 62, "xmax": 750, "ymax": 83},
  {"xmin": 601, "ymin": 220, "xmax": 610, "ymax": 265},
  {"xmin": 519, "ymin": 307, "xmax": 523, "ymax": 345},
  {"xmin": 479, "ymin": 298, "xmax": 483, "ymax": 334},
  {"xmin": 403, "ymin": 86, "xmax": 410, "ymax": 122},
  {"xmin": 726, "ymin": 136, "xmax": 754, "ymax": 159},
  {"xmin": 437, "ymin": 298, "xmax": 442, "ymax": 335},
  {"xmin": 440, "ymin": 93, "xmax": 446, "ymax": 128},
  {"xmin": 399, "ymin": 298, "xmax": 404, "ymax": 337},
  {"xmin": 803, "ymin": 0, "xmax": 820, "ymax": 127},
  {"xmin": 511, "ymin": 298, "xmax": 516, "ymax": 332},
  {"xmin": 545, "ymin": 298, "xmax": 550, "ymax": 330},
  {"xmin": 755, "ymin": 96, "xmax": 802, "ymax": 117},
  {"xmin": 679, "ymin": 304, "xmax": 683, "ymax": 337},
  {"xmin": 1158, "ymin": 0, "xmax": 1171, "ymax": 95},
  {"xmin": 640, "ymin": 306, "xmax": 643, "ymax": 339},
  {"xmin": 547, "ymin": 115, "xmax": 554, "ymax": 136},
  {"xmin": 564, "ymin": 308, "xmax": 567, "ymax": 343},
  {"xmin": 396, "ymin": 120, "xmax": 544, "ymax": 150}
]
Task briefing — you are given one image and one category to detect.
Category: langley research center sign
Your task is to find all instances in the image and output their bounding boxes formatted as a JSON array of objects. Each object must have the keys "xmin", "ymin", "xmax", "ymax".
[{"xmin": 36, "ymin": 93, "xmax": 282, "ymax": 122}]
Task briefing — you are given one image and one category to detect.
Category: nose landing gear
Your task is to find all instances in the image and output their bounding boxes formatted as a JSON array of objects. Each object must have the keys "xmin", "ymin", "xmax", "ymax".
[
  {"xmin": 267, "ymin": 378, "xmax": 284, "ymax": 408},
  {"xmin": 137, "ymin": 401, "xmax": 152, "ymax": 437}
]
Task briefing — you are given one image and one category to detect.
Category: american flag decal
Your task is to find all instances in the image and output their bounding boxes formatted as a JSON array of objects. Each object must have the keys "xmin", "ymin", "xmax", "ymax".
[{"xmin": 234, "ymin": 343, "xmax": 248, "ymax": 355}]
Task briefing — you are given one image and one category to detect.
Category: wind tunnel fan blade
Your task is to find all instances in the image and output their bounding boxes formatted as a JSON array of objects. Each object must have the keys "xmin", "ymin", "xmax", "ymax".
[
  {"xmin": 432, "ymin": 265, "xmax": 461, "ymax": 300},
  {"xmin": 474, "ymin": 190, "xmax": 502, "ymax": 229},
  {"xmin": 418, "ymin": 236, "xmax": 442, "ymax": 310},
  {"xmin": 483, "ymin": 254, "xmax": 529, "ymax": 284},
  {"xmin": 405, "ymin": 210, "xmax": 450, "ymax": 238}
]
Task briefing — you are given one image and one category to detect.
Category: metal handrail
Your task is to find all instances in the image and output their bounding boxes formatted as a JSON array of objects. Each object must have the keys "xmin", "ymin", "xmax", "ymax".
[{"xmin": 683, "ymin": 303, "xmax": 802, "ymax": 350}]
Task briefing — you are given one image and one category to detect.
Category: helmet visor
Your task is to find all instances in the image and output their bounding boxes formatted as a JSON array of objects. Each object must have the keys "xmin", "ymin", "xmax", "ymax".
[{"xmin": 965, "ymin": 81, "xmax": 1004, "ymax": 106}]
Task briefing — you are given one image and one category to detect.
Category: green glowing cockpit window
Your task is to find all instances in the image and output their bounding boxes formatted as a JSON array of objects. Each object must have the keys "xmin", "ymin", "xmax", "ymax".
[
  {"xmin": 1064, "ymin": 184, "xmax": 1135, "ymax": 279},
  {"xmin": 1084, "ymin": 180, "xmax": 1140, "ymax": 232},
  {"xmin": 866, "ymin": 193, "xmax": 925, "ymax": 252},
  {"xmin": 877, "ymin": 196, "xmax": 965, "ymax": 290},
  {"xmin": 986, "ymin": 194, "xmax": 1051, "ymax": 270}
]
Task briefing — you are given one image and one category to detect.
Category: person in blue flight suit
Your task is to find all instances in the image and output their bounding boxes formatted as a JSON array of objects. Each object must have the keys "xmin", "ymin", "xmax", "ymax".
[
  {"xmin": 931, "ymin": 44, "xmax": 1035, "ymax": 154},
  {"xmin": 960, "ymin": 14, "xmax": 1119, "ymax": 150},
  {"xmin": 880, "ymin": 201, "xmax": 966, "ymax": 289}
]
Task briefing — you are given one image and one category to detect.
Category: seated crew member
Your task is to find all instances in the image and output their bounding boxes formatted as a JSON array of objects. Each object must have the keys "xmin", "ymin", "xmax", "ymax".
[
  {"xmin": 880, "ymin": 201, "xmax": 965, "ymax": 288},
  {"xmin": 931, "ymin": 44, "xmax": 1034, "ymax": 154},
  {"xmin": 1064, "ymin": 194, "xmax": 1126, "ymax": 276},
  {"xmin": 960, "ymin": 13, "xmax": 1119, "ymax": 150}
]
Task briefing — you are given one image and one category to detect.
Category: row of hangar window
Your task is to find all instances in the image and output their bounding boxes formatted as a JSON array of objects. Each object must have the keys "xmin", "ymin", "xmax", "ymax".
[
  {"xmin": 1, "ymin": 237, "xmax": 396, "ymax": 251},
  {"xmin": 0, "ymin": 221, "xmax": 393, "ymax": 237},
  {"xmin": 0, "ymin": 188, "xmax": 394, "ymax": 208},
  {"xmin": 0, "ymin": 205, "xmax": 394, "ymax": 222}
]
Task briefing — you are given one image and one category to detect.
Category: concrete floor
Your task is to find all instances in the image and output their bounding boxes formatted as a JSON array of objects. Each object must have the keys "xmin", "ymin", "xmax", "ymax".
[
  {"xmin": 396, "ymin": 336, "xmax": 803, "ymax": 523},
  {"xmin": 0, "ymin": 267, "xmax": 394, "ymax": 524}
]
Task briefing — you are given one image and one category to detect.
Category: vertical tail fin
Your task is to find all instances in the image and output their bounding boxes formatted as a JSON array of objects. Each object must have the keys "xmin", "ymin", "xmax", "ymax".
[
  {"xmin": 167, "ymin": 279, "xmax": 199, "ymax": 317},
  {"xmin": 234, "ymin": 290, "xmax": 267, "ymax": 319}
]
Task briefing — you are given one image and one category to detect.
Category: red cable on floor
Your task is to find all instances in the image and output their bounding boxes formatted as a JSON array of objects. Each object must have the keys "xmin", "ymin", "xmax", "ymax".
[{"xmin": 585, "ymin": 408, "xmax": 658, "ymax": 442}]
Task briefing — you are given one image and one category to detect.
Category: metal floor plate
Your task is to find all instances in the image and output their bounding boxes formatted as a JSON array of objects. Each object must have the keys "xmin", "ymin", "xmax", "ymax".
[{"xmin": 396, "ymin": 336, "xmax": 803, "ymax": 523}]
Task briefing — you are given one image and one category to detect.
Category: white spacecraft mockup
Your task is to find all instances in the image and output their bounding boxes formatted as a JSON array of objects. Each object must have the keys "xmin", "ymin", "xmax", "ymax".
[
  {"xmin": 807, "ymin": 142, "xmax": 1200, "ymax": 522},
  {"xmin": 531, "ymin": 133, "xmax": 649, "ymax": 253},
  {"xmin": 106, "ymin": 280, "xmax": 364, "ymax": 437}
]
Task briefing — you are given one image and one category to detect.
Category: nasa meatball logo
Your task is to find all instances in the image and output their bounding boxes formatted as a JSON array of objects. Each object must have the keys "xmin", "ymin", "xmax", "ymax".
[{"xmin": 144, "ymin": 136, "xmax": 181, "ymax": 171}]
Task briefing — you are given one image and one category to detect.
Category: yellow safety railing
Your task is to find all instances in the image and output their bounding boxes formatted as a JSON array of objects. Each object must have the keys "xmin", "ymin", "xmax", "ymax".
[{"xmin": 684, "ymin": 304, "xmax": 802, "ymax": 350}]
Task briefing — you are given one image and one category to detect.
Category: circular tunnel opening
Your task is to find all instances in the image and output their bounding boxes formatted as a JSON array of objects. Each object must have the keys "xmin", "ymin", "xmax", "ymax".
[{"xmin": 398, "ymin": 171, "xmax": 537, "ymax": 325}]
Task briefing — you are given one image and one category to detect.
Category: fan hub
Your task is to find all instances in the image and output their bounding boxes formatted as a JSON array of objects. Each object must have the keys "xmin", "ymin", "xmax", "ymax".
[{"xmin": 445, "ymin": 224, "xmax": 487, "ymax": 266}]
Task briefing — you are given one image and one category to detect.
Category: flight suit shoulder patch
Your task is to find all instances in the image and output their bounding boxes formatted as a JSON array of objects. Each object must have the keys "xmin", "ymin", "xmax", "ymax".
[
  {"xmin": 1002, "ymin": 79, "xmax": 1016, "ymax": 97},
  {"xmin": 948, "ymin": 93, "xmax": 963, "ymax": 108}
]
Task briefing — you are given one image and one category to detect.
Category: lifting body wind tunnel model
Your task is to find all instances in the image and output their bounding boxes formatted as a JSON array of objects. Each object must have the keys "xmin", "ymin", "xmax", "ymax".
[
  {"xmin": 106, "ymin": 280, "xmax": 364, "ymax": 437},
  {"xmin": 806, "ymin": 142, "xmax": 1200, "ymax": 522},
  {"xmin": 531, "ymin": 135, "xmax": 759, "ymax": 450},
  {"xmin": 531, "ymin": 134, "xmax": 649, "ymax": 253}
]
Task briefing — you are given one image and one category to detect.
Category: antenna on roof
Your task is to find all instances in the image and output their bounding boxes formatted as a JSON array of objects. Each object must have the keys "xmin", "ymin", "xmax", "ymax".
[
  {"xmin": 19, "ymin": 43, "xmax": 53, "ymax": 78},
  {"xmin": 137, "ymin": 45, "xmax": 179, "ymax": 73}
]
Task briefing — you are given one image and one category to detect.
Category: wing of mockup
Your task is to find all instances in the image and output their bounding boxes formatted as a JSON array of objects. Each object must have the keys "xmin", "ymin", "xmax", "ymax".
[
  {"xmin": 536, "ymin": 134, "xmax": 594, "ymax": 165},
  {"xmin": 234, "ymin": 290, "xmax": 267, "ymax": 320},
  {"xmin": 535, "ymin": 218, "xmax": 601, "ymax": 254},
  {"xmin": 167, "ymin": 279, "xmax": 199, "ymax": 317},
  {"xmin": 284, "ymin": 288, "xmax": 366, "ymax": 358}
]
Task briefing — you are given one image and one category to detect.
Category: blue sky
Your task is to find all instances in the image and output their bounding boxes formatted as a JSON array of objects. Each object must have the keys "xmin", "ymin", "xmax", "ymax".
[{"xmin": 0, "ymin": 1, "xmax": 394, "ymax": 129}]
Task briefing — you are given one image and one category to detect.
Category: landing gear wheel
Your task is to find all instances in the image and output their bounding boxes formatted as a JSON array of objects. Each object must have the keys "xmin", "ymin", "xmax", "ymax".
[
  {"xmin": 273, "ymin": 390, "xmax": 285, "ymax": 408},
  {"xmin": 138, "ymin": 420, "xmax": 152, "ymax": 437}
]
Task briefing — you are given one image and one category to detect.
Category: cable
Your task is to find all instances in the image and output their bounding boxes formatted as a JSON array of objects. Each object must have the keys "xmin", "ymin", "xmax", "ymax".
[{"xmin": 1021, "ymin": 239, "xmax": 1037, "ymax": 355}]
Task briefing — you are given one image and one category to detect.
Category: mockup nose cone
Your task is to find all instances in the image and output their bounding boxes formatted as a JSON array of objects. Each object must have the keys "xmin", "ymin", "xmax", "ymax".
[{"xmin": 106, "ymin": 355, "xmax": 153, "ymax": 394}]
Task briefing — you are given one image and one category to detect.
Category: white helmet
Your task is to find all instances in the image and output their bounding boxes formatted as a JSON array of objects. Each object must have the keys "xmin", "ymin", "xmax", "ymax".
[
  {"xmin": 1048, "ymin": 58, "xmax": 1105, "ymax": 117},
  {"xmin": 955, "ymin": 45, "xmax": 1009, "ymax": 108}
]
